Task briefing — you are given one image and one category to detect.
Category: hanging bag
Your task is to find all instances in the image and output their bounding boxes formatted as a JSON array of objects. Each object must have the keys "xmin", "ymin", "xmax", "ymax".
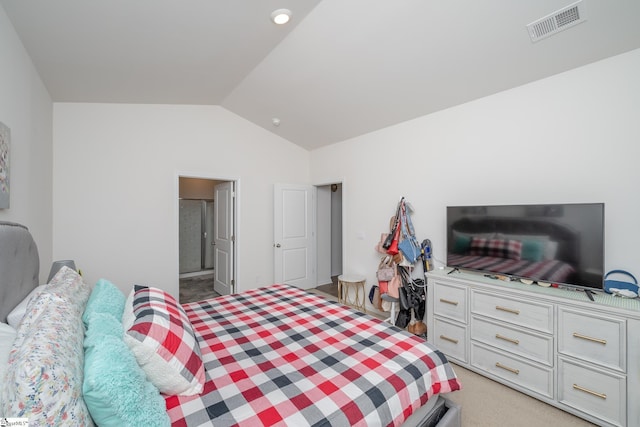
[
  {"xmin": 387, "ymin": 273, "xmax": 401, "ymax": 298},
  {"xmin": 375, "ymin": 233, "xmax": 389, "ymax": 254},
  {"xmin": 378, "ymin": 280, "xmax": 389, "ymax": 295},
  {"xmin": 398, "ymin": 202, "xmax": 421, "ymax": 263},
  {"xmin": 376, "ymin": 256, "xmax": 396, "ymax": 281},
  {"xmin": 383, "ymin": 199, "xmax": 404, "ymax": 249},
  {"xmin": 398, "ymin": 267, "xmax": 427, "ymax": 316},
  {"xmin": 386, "ymin": 223, "xmax": 401, "ymax": 255},
  {"xmin": 368, "ymin": 285, "xmax": 383, "ymax": 310},
  {"xmin": 604, "ymin": 270, "xmax": 639, "ymax": 294},
  {"xmin": 398, "ymin": 285, "xmax": 410, "ymax": 310}
]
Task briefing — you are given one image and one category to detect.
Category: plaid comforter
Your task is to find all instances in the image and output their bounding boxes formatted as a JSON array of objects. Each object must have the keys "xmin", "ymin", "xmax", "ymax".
[{"xmin": 165, "ymin": 284, "xmax": 461, "ymax": 426}]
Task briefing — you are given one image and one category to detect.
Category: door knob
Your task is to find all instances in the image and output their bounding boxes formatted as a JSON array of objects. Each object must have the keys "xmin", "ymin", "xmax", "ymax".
[{"xmin": 274, "ymin": 243, "xmax": 281, "ymax": 248}]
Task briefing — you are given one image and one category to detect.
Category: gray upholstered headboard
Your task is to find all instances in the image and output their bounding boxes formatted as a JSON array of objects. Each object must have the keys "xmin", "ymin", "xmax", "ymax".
[{"xmin": 0, "ymin": 221, "xmax": 40, "ymax": 323}]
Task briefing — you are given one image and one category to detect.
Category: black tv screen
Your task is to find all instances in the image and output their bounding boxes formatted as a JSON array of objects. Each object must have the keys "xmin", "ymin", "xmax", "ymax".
[{"xmin": 446, "ymin": 203, "xmax": 604, "ymax": 289}]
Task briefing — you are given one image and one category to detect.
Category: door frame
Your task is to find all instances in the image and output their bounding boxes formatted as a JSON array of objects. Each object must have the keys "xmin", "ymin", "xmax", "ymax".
[
  {"xmin": 314, "ymin": 179, "xmax": 345, "ymax": 286},
  {"xmin": 176, "ymin": 172, "xmax": 239, "ymax": 296},
  {"xmin": 273, "ymin": 180, "xmax": 344, "ymax": 288}
]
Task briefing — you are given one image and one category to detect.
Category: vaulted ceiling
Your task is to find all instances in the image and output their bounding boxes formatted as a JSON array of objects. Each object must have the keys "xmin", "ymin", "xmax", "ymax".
[{"xmin": 2, "ymin": 0, "xmax": 640, "ymax": 150}]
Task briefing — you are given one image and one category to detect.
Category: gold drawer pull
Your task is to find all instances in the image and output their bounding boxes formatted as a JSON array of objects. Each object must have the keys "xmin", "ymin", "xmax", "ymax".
[
  {"xmin": 573, "ymin": 384, "xmax": 607, "ymax": 400},
  {"xmin": 440, "ymin": 298, "xmax": 459, "ymax": 306},
  {"xmin": 439, "ymin": 335, "xmax": 459, "ymax": 344},
  {"xmin": 496, "ymin": 334, "xmax": 519, "ymax": 345},
  {"xmin": 573, "ymin": 332, "xmax": 607, "ymax": 345},
  {"xmin": 496, "ymin": 306, "xmax": 520, "ymax": 315},
  {"xmin": 495, "ymin": 362, "xmax": 519, "ymax": 375}
]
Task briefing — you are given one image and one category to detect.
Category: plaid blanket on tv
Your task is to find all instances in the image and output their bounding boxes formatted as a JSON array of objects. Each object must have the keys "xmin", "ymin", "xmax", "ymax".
[
  {"xmin": 165, "ymin": 284, "xmax": 460, "ymax": 426},
  {"xmin": 447, "ymin": 253, "xmax": 575, "ymax": 283}
]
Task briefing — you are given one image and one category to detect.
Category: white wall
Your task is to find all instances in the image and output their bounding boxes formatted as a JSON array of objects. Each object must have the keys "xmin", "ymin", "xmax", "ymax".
[
  {"xmin": 0, "ymin": 6, "xmax": 53, "ymax": 282},
  {"xmin": 53, "ymin": 104, "xmax": 310, "ymax": 297},
  {"xmin": 311, "ymin": 48, "xmax": 640, "ymax": 310}
]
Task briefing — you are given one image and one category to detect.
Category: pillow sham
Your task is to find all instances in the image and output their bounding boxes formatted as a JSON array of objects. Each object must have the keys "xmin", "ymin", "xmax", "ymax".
[
  {"xmin": 451, "ymin": 231, "xmax": 496, "ymax": 254},
  {"xmin": 83, "ymin": 312, "xmax": 125, "ymax": 348},
  {"xmin": 83, "ymin": 312, "xmax": 170, "ymax": 427},
  {"xmin": 5, "ymin": 285, "xmax": 45, "ymax": 329},
  {"xmin": 45, "ymin": 265, "xmax": 90, "ymax": 310},
  {"xmin": 544, "ymin": 240, "xmax": 559, "ymax": 260},
  {"xmin": 0, "ymin": 322, "xmax": 17, "ymax": 386},
  {"xmin": 1, "ymin": 283, "xmax": 93, "ymax": 426},
  {"xmin": 123, "ymin": 285, "xmax": 205, "ymax": 396},
  {"xmin": 83, "ymin": 278, "xmax": 126, "ymax": 327},
  {"xmin": 497, "ymin": 233, "xmax": 559, "ymax": 261},
  {"xmin": 469, "ymin": 237, "xmax": 522, "ymax": 260}
]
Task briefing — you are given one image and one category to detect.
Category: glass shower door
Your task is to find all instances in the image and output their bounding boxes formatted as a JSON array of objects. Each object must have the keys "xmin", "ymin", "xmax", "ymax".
[
  {"xmin": 179, "ymin": 199, "xmax": 215, "ymax": 274},
  {"xmin": 203, "ymin": 201, "xmax": 214, "ymax": 270}
]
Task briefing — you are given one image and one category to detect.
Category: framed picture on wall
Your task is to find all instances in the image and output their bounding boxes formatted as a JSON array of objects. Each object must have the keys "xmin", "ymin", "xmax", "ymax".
[{"xmin": 0, "ymin": 121, "xmax": 10, "ymax": 209}]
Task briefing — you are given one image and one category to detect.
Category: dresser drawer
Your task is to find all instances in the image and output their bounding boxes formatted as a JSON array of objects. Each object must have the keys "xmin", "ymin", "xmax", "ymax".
[
  {"xmin": 558, "ymin": 357, "xmax": 626, "ymax": 427},
  {"xmin": 471, "ymin": 290, "xmax": 553, "ymax": 333},
  {"xmin": 471, "ymin": 316, "xmax": 553, "ymax": 366},
  {"xmin": 433, "ymin": 282, "xmax": 467, "ymax": 323},
  {"xmin": 558, "ymin": 308, "xmax": 626, "ymax": 372},
  {"xmin": 433, "ymin": 317, "xmax": 467, "ymax": 363},
  {"xmin": 471, "ymin": 342, "xmax": 553, "ymax": 399}
]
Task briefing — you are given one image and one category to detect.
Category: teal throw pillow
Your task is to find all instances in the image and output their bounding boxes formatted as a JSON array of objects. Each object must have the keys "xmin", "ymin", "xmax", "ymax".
[
  {"xmin": 521, "ymin": 240, "xmax": 545, "ymax": 262},
  {"xmin": 83, "ymin": 312, "xmax": 169, "ymax": 427},
  {"xmin": 83, "ymin": 279, "xmax": 126, "ymax": 327},
  {"xmin": 452, "ymin": 235, "xmax": 472, "ymax": 254}
]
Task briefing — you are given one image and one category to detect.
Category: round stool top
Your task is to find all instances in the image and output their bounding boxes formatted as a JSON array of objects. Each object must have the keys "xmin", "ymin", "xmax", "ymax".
[{"xmin": 338, "ymin": 274, "xmax": 366, "ymax": 283}]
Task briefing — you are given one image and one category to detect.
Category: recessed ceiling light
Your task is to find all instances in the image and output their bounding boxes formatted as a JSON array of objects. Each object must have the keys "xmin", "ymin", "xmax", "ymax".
[{"xmin": 271, "ymin": 9, "xmax": 292, "ymax": 25}]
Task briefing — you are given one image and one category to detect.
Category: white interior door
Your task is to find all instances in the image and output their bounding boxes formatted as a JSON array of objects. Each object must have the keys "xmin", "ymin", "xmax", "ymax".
[
  {"xmin": 274, "ymin": 184, "xmax": 315, "ymax": 289},
  {"xmin": 214, "ymin": 181, "xmax": 234, "ymax": 295}
]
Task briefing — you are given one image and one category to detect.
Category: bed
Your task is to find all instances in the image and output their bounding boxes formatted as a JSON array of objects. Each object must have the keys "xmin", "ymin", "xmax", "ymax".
[
  {"xmin": 0, "ymin": 221, "xmax": 461, "ymax": 426},
  {"xmin": 447, "ymin": 216, "xmax": 579, "ymax": 284}
]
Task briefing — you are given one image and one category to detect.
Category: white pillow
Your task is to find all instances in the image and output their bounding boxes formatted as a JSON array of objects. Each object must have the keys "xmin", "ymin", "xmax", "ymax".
[
  {"xmin": 544, "ymin": 241, "xmax": 559, "ymax": 260},
  {"xmin": 122, "ymin": 286, "xmax": 205, "ymax": 396},
  {"xmin": 6, "ymin": 285, "xmax": 45, "ymax": 329},
  {"xmin": 0, "ymin": 323, "xmax": 17, "ymax": 387}
]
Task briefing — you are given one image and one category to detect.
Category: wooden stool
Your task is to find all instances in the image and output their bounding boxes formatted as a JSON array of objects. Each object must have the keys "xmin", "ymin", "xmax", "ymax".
[{"xmin": 337, "ymin": 274, "xmax": 366, "ymax": 313}]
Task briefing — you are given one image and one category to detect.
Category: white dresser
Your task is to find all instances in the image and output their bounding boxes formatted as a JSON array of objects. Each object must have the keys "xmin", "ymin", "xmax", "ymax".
[{"xmin": 426, "ymin": 270, "xmax": 640, "ymax": 427}]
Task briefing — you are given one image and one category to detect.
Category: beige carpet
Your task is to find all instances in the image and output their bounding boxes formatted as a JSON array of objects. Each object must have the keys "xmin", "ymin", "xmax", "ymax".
[
  {"xmin": 309, "ymin": 286, "xmax": 596, "ymax": 427},
  {"xmin": 446, "ymin": 363, "xmax": 596, "ymax": 426}
]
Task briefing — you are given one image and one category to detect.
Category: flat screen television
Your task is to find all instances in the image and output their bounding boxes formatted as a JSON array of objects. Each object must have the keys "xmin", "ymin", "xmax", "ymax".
[{"xmin": 446, "ymin": 203, "xmax": 604, "ymax": 290}]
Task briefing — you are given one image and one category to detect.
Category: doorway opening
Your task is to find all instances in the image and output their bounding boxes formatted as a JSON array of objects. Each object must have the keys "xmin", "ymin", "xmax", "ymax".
[
  {"xmin": 178, "ymin": 176, "xmax": 236, "ymax": 303},
  {"xmin": 314, "ymin": 182, "xmax": 343, "ymax": 298}
]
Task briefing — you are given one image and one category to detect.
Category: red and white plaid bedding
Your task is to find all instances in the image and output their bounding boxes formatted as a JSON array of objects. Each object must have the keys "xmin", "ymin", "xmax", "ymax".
[
  {"xmin": 448, "ymin": 253, "xmax": 575, "ymax": 283},
  {"xmin": 165, "ymin": 284, "xmax": 461, "ymax": 427}
]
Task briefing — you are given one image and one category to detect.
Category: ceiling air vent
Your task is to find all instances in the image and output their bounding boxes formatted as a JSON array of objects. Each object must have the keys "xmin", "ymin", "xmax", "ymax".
[{"xmin": 526, "ymin": 1, "xmax": 587, "ymax": 42}]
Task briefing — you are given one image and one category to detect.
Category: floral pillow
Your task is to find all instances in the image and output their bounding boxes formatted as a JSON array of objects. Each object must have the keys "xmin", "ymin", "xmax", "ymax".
[
  {"xmin": 123, "ymin": 285, "xmax": 205, "ymax": 396},
  {"xmin": 0, "ymin": 322, "xmax": 17, "ymax": 386},
  {"xmin": 1, "ymin": 267, "xmax": 93, "ymax": 426}
]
